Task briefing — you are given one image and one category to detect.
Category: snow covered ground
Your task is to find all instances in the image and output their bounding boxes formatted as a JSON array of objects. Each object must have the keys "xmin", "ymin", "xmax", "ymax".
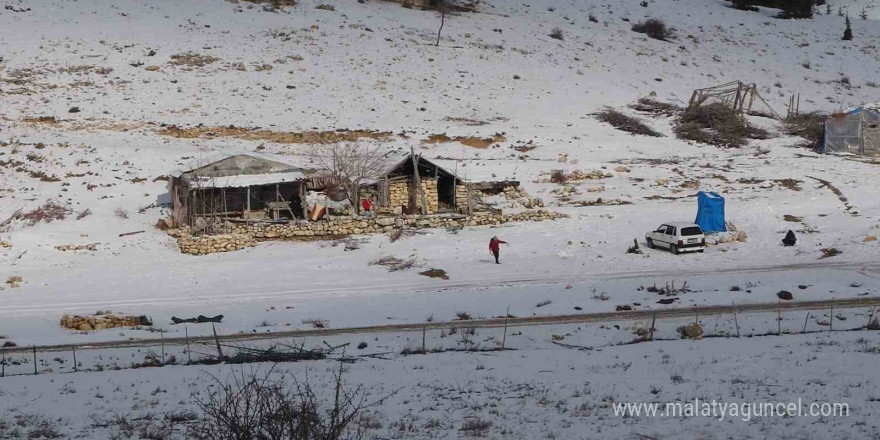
[{"xmin": 2, "ymin": 0, "xmax": 880, "ymax": 437}]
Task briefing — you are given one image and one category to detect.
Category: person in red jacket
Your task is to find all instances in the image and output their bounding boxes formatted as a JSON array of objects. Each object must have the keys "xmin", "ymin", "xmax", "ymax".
[{"xmin": 489, "ymin": 236, "xmax": 508, "ymax": 264}]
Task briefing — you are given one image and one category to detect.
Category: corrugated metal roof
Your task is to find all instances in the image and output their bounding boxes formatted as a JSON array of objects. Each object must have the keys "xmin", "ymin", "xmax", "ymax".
[
  {"xmin": 168, "ymin": 151, "xmax": 307, "ymax": 178},
  {"xmin": 187, "ymin": 171, "xmax": 307, "ymax": 189}
]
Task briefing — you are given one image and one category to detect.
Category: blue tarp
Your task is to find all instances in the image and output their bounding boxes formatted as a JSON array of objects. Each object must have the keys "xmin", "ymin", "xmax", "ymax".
[{"xmin": 695, "ymin": 191, "xmax": 726, "ymax": 233}]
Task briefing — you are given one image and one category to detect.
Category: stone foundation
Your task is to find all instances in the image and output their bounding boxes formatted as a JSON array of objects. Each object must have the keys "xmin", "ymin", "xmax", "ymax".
[{"xmin": 170, "ymin": 210, "xmax": 567, "ymax": 255}]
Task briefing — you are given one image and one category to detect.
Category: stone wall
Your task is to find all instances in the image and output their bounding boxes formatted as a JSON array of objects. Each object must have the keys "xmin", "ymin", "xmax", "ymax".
[
  {"xmin": 455, "ymin": 184, "xmax": 469, "ymax": 210},
  {"xmin": 389, "ymin": 180, "xmax": 409, "ymax": 207},
  {"xmin": 387, "ymin": 178, "xmax": 439, "ymax": 213},
  {"xmin": 169, "ymin": 210, "xmax": 567, "ymax": 255},
  {"xmin": 171, "ymin": 232, "xmax": 257, "ymax": 255}
]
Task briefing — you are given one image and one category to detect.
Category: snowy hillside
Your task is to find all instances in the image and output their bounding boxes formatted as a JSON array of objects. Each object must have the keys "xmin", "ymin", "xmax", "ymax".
[{"xmin": 2, "ymin": 0, "xmax": 880, "ymax": 438}]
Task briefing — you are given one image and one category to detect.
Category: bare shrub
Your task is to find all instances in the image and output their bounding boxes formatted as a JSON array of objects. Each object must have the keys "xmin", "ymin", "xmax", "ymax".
[
  {"xmin": 76, "ymin": 208, "xmax": 92, "ymax": 220},
  {"xmin": 368, "ymin": 255, "xmax": 419, "ymax": 272},
  {"xmin": 21, "ymin": 200, "xmax": 71, "ymax": 225},
  {"xmin": 784, "ymin": 112, "xmax": 825, "ymax": 149},
  {"xmin": 114, "ymin": 207, "xmax": 129, "ymax": 219},
  {"xmin": 549, "ymin": 27, "xmax": 564, "ymax": 40},
  {"xmin": 674, "ymin": 104, "xmax": 769, "ymax": 148},
  {"xmin": 632, "ymin": 18, "xmax": 673, "ymax": 40},
  {"xmin": 629, "ymin": 98, "xmax": 681, "ymax": 116},
  {"xmin": 455, "ymin": 311, "xmax": 472, "ymax": 320},
  {"xmin": 550, "ymin": 169, "xmax": 567, "ymax": 184},
  {"xmin": 461, "ymin": 418, "xmax": 492, "ymax": 437},
  {"xmin": 188, "ymin": 365, "xmax": 386, "ymax": 440},
  {"xmin": 315, "ymin": 3, "xmax": 335, "ymax": 11},
  {"xmin": 596, "ymin": 108, "xmax": 663, "ymax": 137},
  {"xmin": 302, "ymin": 318, "xmax": 329, "ymax": 329}
]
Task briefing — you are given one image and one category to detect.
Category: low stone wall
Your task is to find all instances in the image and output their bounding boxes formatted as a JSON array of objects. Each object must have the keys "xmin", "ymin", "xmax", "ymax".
[
  {"xmin": 174, "ymin": 233, "xmax": 257, "ymax": 255},
  {"xmin": 170, "ymin": 210, "xmax": 567, "ymax": 255}
]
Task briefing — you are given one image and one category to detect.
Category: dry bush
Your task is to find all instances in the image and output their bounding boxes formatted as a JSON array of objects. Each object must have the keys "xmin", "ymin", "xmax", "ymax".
[
  {"xmin": 784, "ymin": 112, "xmax": 825, "ymax": 149},
  {"xmin": 76, "ymin": 208, "xmax": 92, "ymax": 220},
  {"xmin": 632, "ymin": 18, "xmax": 673, "ymax": 40},
  {"xmin": 674, "ymin": 104, "xmax": 769, "ymax": 148},
  {"xmin": 549, "ymin": 27, "xmax": 564, "ymax": 40},
  {"xmin": 114, "ymin": 207, "xmax": 129, "ymax": 219},
  {"xmin": 368, "ymin": 255, "xmax": 419, "ymax": 272},
  {"xmin": 315, "ymin": 3, "xmax": 335, "ymax": 10},
  {"xmin": 629, "ymin": 98, "xmax": 681, "ymax": 116},
  {"xmin": 20, "ymin": 200, "xmax": 71, "ymax": 226},
  {"xmin": 302, "ymin": 318, "xmax": 329, "ymax": 329},
  {"xmin": 188, "ymin": 365, "xmax": 386, "ymax": 440},
  {"xmin": 596, "ymin": 108, "xmax": 663, "ymax": 137},
  {"xmin": 461, "ymin": 418, "xmax": 492, "ymax": 437},
  {"xmin": 550, "ymin": 169, "xmax": 567, "ymax": 184}
]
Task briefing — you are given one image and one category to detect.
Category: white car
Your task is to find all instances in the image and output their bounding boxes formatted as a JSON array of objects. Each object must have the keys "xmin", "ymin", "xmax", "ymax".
[{"xmin": 645, "ymin": 222, "xmax": 705, "ymax": 254}]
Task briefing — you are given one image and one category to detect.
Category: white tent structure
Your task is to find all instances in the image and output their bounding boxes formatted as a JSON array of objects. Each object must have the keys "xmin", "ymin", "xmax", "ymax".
[{"xmin": 823, "ymin": 104, "xmax": 880, "ymax": 156}]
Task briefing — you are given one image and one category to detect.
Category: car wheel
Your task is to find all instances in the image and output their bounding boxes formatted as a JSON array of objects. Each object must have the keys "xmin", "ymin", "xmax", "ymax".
[
  {"xmin": 670, "ymin": 244, "xmax": 679, "ymax": 255},
  {"xmin": 646, "ymin": 238, "xmax": 654, "ymax": 249}
]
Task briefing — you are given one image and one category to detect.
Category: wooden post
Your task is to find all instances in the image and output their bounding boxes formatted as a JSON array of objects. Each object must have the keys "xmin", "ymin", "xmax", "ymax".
[
  {"xmin": 1, "ymin": 348, "xmax": 5, "ymax": 377},
  {"xmin": 246, "ymin": 186, "xmax": 251, "ymax": 224},
  {"xmin": 421, "ymin": 325, "xmax": 426, "ymax": 354},
  {"xmin": 829, "ymin": 300, "xmax": 834, "ymax": 332},
  {"xmin": 649, "ymin": 312, "xmax": 657, "ymax": 341},
  {"xmin": 212, "ymin": 323, "xmax": 224, "ymax": 362},
  {"xmin": 867, "ymin": 307, "xmax": 876, "ymax": 329},
  {"xmin": 33, "ymin": 346, "xmax": 38, "ymax": 375},
  {"xmin": 732, "ymin": 301, "xmax": 740, "ymax": 338},
  {"xmin": 160, "ymin": 331, "xmax": 166, "ymax": 366},
  {"xmin": 502, "ymin": 305, "xmax": 510, "ymax": 349},
  {"xmin": 410, "ymin": 149, "xmax": 427, "ymax": 215},
  {"xmin": 803, "ymin": 312, "xmax": 811, "ymax": 333},
  {"xmin": 72, "ymin": 347, "xmax": 77, "ymax": 373},
  {"xmin": 777, "ymin": 299, "xmax": 782, "ymax": 335},
  {"xmin": 185, "ymin": 326, "xmax": 192, "ymax": 365}
]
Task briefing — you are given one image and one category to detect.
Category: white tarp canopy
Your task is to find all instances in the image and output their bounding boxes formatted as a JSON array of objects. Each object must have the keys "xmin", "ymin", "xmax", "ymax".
[{"xmin": 824, "ymin": 105, "xmax": 880, "ymax": 156}]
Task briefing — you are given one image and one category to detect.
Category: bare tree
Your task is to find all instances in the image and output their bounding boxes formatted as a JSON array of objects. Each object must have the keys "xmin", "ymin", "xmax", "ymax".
[
  {"xmin": 188, "ymin": 360, "xmax": 390, "ymax": 440},
  {"xmin": 435, "ymin": 0, "xmax": 451, "ymax": 46},
  {"xmin": 308, "ymin": 143, "xmax": 390, "ymax": 216}
]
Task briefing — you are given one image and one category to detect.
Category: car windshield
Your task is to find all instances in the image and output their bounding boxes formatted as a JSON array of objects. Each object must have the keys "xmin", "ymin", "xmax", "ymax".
[{"xmin": 681, "ymin": 227, "xmax": 703, "ymax": 236}]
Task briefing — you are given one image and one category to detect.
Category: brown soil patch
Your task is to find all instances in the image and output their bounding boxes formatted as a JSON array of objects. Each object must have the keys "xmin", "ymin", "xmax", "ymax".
[
  {"xmin": 419, "ymin": 268, "xmax": 449, "ymax": 280},
  {"xmin": 168, "ymin": 52, "xmax": 220, "ymax": 68},
  {"xmin": 774, "ymin": 179, "xmax": 802, "ymax": 191},
  {"xmin": 423, "ymin": 133, "xmax": 506, "ymax": 149},
  {"xmin": 783, "ymin": 214, "xmax": 802, "ymax": 222},
  {"xmin": 157, "ymin": 125, "xmax": 392, "ymax": 144},
  {"xmin": 23, "ymin": 116, "xmax": 58, "ymax": 124}
]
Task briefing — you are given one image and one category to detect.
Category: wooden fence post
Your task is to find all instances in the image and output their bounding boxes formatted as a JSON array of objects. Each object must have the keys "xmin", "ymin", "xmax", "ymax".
[
  {"xmin": 212, "ymin": 323, "xmax": 224, "ymax": 362},
  {"xmin": 649, "ymin": 312, "xmax": 657, "ymax": 341},
  {"xmin": 160, "ymin": 332, "xmax": 166, "ymax": 366},
  {"xmin": 830, "ymin": 300, "xmax": 834, "ymax": 332},
  {"xmin": 732, "ymin": 301, "xmax": 740, "ymax": 338},
  {"xmin": 803, "ymin": 312, "xmax": 811, "ymax": 333},
  {"xmin": 502, "ymin": 306, "xmax": 510, "ymax": 349},
  {"xmin": 185, "ymin": 327, "xmax": 192, "ymax": 365},
  {"xmin": 72, "ymin": 346, "xmax": 78, "ymax": 373},
  {"xmin": 777, "ymin": 299, "xmax": 782, "ymax": 335},
  {"xmin": 421, "ymin": 325, "xmax": 426, "ymax": 354},
  {"xmin": 1, "ymin": 348, "xmax": 5, "ymax": 377},
  {"xmin": 33, "ymin": 346, "xmax": 38, "ymax": 375}
]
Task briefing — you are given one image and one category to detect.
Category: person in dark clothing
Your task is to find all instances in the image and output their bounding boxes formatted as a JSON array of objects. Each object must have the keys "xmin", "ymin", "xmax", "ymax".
[
  {"xmin": 489, "ymin": 236, "xmax": 508, "ymax": 264},
  {"xmin": 782, "ymin": 230, "xmax": 797, "ymax": 247}
]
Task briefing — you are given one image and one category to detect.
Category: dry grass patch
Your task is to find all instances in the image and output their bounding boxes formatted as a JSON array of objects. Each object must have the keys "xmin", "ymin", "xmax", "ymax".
[
  {"xmin": 157, "ymin": 125, "xmax": 392, "ymax": 144},
  {"xmin": 595, "ymin": 108, "xmax": 663, "ymax": 137},
  {"xmin": 22, "ymin": 116, "xmax": 59, "ymax": 124},
  {"xmin": 168, "ymin": 52, "xmax": 220, "ymax": 67},
  {"xmin": 423, "ymin": 133, "xmax": 506, "ymax": 148},
  {"xmin": 369, "ymin": 255, "xmax": 420, "ymax": 272},
  {"xmin": 675, "ymin": 104, "xmax": 770, "ymax": 148},
  {"xmin": 784, "ymin": 112, "xmax": 825, "ymax": 149}
]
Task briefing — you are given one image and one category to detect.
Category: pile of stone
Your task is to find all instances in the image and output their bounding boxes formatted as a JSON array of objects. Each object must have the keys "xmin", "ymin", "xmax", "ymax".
[
  {"xmin": 704, "ymin": 231, "xmax": 748, "ymax": 246},
  {"xmin": 537, "ymin": 169, "xmax": 612, "ymax": 183},
  {"xmin": 552, "ymin": 186, "xmax": 579, "ymax": 196},
  {"xmin": 55, "ymin": 243, "xmax": 99, "ymax": 252},
  {"xmin": 0, "ymin": 240, "xmax": 11, "ymax": 249},
  {"xmin": 388, "ymin": 180, "xmax": 410, "ymax": 208},
  {"xmin": 6, "ymin": 276, "xmax": 22, "ymax": 288},
  {"xmin": 176, "ymin": 233, "xmax": 256, "ymax": 255},
  {"xmin": 60, "ymin": 311, "xmax": 151, "ymax": 331},
  {"xmin": 170, "ymin": 210, "xmax": 568, "ymax": 255}
]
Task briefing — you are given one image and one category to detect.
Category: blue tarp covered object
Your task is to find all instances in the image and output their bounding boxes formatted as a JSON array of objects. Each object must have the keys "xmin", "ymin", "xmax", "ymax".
[{"xmin": 695, "ymin": 191, "xmax": 726, "ymax": 233}]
